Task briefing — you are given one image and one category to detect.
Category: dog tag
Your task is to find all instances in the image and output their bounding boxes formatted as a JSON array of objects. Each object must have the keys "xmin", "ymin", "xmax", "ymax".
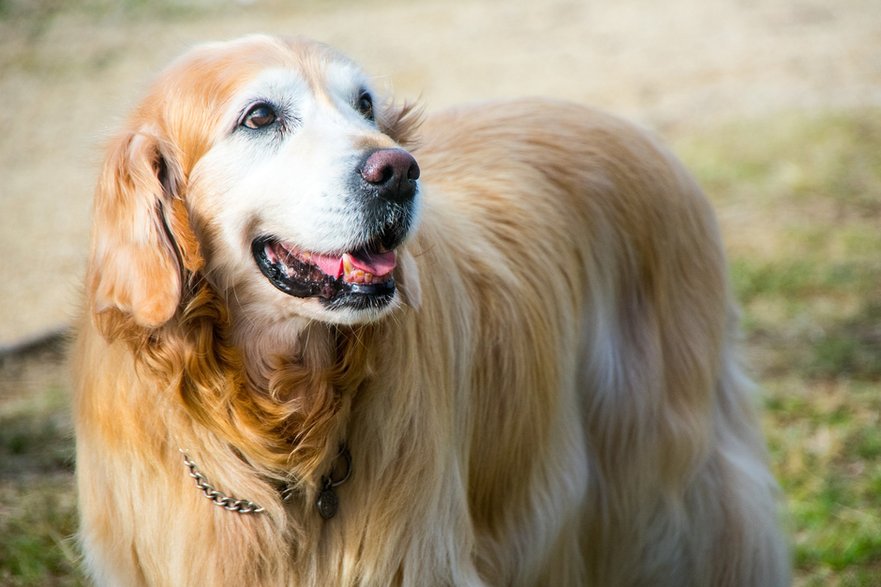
[
  {"xmin": 315, "ymin": 445, "xmax": 350, "ymax": 520},
  {"xmin": 316, "ymin": 486, "xmax": 339, "ymax": 519}
]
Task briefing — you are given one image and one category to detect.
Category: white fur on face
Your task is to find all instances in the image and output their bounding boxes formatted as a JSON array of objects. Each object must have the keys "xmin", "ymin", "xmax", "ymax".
[{"xmin": 187, "ymin": 62, "xmax": 419, "ymax": 327}]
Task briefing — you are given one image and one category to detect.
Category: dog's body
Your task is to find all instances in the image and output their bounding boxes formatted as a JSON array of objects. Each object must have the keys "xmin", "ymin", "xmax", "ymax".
[{"xmin": 74, "ymin": 35, "xmax": 789, "ymax": 586}]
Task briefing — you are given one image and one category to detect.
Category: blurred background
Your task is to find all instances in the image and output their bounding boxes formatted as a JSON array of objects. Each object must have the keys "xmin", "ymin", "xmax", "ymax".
[{"xmin": 0, "ymin": 0, "xmax": 878, "ymax": 584}]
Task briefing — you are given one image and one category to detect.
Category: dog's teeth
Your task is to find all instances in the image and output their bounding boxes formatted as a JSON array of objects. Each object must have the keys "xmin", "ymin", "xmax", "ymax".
[
  {"xmin": 349, "ymin": 269, "xmax": 377, "ymax": 284},
  {"xmin": 340, "ymin": 254, "xmax": 385, "ymax": 284}
]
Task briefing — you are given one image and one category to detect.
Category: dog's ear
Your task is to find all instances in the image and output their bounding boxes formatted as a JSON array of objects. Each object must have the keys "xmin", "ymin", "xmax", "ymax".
[{"xmin": 89, "ymin": 129, "xmax": 202, "ymax": 329}]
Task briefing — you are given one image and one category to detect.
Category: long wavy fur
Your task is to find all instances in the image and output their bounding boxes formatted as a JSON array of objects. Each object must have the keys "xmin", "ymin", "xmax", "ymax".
[{"xmin": 74, "ymin": 35, "xmax": 789, "ymax": 586}]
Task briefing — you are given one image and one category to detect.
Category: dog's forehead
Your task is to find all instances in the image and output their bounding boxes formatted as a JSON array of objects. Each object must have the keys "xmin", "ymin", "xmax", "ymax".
[
  {"xmin": 211, "ymin": 41, "xmax": 372, "ymax": 128},
  {"xmin": 230, "ymin": 57, "xmax": 370, "ymax": 106},
  {"xmin": 142, "ymin": 36, "xmax": 374, "ymax": 154},
  {"xmin": 284, "ymin": 38, "xmax": 370, "ymax": 95},
  {"xmin": 165, "ymin": 35, "xmax": 369, "ymax": 109}
]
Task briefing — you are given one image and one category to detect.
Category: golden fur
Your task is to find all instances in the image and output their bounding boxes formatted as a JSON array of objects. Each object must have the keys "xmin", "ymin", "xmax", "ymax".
[{"xmin": 74, "ymin": 35, "xmax": 789, "ymax": 586}]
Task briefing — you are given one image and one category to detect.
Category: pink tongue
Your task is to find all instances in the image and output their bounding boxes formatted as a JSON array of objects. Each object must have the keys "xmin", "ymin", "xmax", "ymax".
[
  {"xmin": 309, "ymin": 250, "xmax": 397, "ymax": 278},
  {"xmin": 349, "ymin": 250, "xmax": 397, "ymax": 276},
  {"xmin": 311, "ymin": 254, "xmax": 345, "ymax": 279}
]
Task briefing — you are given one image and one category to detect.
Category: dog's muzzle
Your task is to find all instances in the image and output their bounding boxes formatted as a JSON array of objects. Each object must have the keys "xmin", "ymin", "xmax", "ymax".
[{"xmin": 252, "ymin": 148, "xmax": 420, "ymax": 312}]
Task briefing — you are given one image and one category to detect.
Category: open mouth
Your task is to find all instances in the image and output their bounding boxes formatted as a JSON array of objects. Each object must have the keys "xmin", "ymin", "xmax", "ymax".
[{"xmin": 252, "ymin": 236, "xmax": 398, "ymax": 310}]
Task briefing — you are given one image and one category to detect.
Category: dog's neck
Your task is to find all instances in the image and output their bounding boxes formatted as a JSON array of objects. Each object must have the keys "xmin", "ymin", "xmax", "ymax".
[
  {"xmin": 227, "ymin": 313, "xmax": 373, "ymax": 483},
  {"xmin": 180, "ymin": 442, "xmax": 352, "ymax": 519},
  {"xmin": 164, "ymin": 283, "xmax": 382, "ymax": 519},
  {"xmin": 173, "ymin": 318, "xmax": 357, "ymax": 517}
]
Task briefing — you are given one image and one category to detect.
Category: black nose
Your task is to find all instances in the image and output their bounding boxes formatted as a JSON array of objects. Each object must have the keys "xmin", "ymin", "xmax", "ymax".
[{"xmin": 357, "ymin": 148, "xmax": 420, "ymax": 204}]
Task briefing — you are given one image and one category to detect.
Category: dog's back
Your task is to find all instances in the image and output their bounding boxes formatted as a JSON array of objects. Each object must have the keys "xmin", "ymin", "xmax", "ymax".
[{"xmin": 409, "ymin": 99, "xmax": 789, "ymax": 585}]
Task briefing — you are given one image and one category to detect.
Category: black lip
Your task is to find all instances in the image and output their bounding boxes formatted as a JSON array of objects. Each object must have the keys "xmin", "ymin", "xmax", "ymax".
[{"xmin": 251, "ymin": 237, "xmax": 396, "ymax": 309}]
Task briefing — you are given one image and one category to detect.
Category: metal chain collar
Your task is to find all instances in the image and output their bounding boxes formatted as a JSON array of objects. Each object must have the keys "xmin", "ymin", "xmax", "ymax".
[
  {"xmin": 179, "ymin": 445, "xmax": 351, "ymax": 518},
  {"xmin": 180, "ymin": 449, "xmax": 267, "ymax": 514}
]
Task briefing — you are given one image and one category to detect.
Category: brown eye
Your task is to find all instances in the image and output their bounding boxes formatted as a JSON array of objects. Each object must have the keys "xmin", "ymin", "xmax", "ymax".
[
  {"xmin": 242, "ymin": 103, "xmax": 277, "ymax": 129},
  {"xmin": 356, "ymin": 91, "xmax": 374, "ymax": 121}
]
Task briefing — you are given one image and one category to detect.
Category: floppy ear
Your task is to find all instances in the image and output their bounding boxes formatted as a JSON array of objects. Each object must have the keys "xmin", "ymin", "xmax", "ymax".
[{"xmin": 89, "ymin": 129, "xmax": 199, "ymax": 329}]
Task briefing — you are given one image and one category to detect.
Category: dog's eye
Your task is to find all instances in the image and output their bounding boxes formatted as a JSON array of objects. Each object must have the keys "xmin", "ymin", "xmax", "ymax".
[
  {"xmin": 241, "ymin": 103, "xmax": 277, "ymax": 129},
  {"xmin": 356, "ymin": 91, "xmax": 374, "ymax": 122}
]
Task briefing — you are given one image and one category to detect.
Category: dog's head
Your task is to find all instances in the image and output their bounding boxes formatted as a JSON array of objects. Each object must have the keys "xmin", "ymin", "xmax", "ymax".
[{"xmin": 89, "ymin": 35, "xmax": 422, "ymax": 333}]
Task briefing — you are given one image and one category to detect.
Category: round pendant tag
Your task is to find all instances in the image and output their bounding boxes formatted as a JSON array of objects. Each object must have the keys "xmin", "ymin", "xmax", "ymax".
[{"xmin": 317, "ymin": 488, "xmax": 338, "ymax": 520}]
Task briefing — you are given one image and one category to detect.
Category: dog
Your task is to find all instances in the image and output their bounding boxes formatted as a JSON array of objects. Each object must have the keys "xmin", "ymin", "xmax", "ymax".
[{"xmin": 73, "ymin": 34, "xmax": 789, "ymax": 586}]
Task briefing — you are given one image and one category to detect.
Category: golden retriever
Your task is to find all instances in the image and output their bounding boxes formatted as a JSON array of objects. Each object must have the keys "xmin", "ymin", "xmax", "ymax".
[{"xmin": 73, "ymin": 34, "xmax": 790, "ymax": 586}]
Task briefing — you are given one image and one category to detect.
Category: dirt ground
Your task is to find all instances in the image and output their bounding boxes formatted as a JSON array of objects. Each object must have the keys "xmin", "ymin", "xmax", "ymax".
[{"xmin": 0, "ymin": 0, "xmax": 879, "ymax": 350}]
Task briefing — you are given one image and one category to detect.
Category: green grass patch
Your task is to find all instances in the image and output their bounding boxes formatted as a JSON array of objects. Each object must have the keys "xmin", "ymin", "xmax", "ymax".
[
  {"xmin": 764, "ymin": 379, "xmax": 881, "ymax": 583},
  {"xmin": 0, "ymin": 478, "xmax": 82, "ymax": 586}
]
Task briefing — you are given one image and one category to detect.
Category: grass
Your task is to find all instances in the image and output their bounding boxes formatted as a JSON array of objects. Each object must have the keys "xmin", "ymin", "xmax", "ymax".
[
  {"xmin": 1, "ymin": 108, "xmax": 879, "ymax": 583},
  {"xmin": 0, "ymin": 475, "xmax": 81, "ymax": 586}
]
